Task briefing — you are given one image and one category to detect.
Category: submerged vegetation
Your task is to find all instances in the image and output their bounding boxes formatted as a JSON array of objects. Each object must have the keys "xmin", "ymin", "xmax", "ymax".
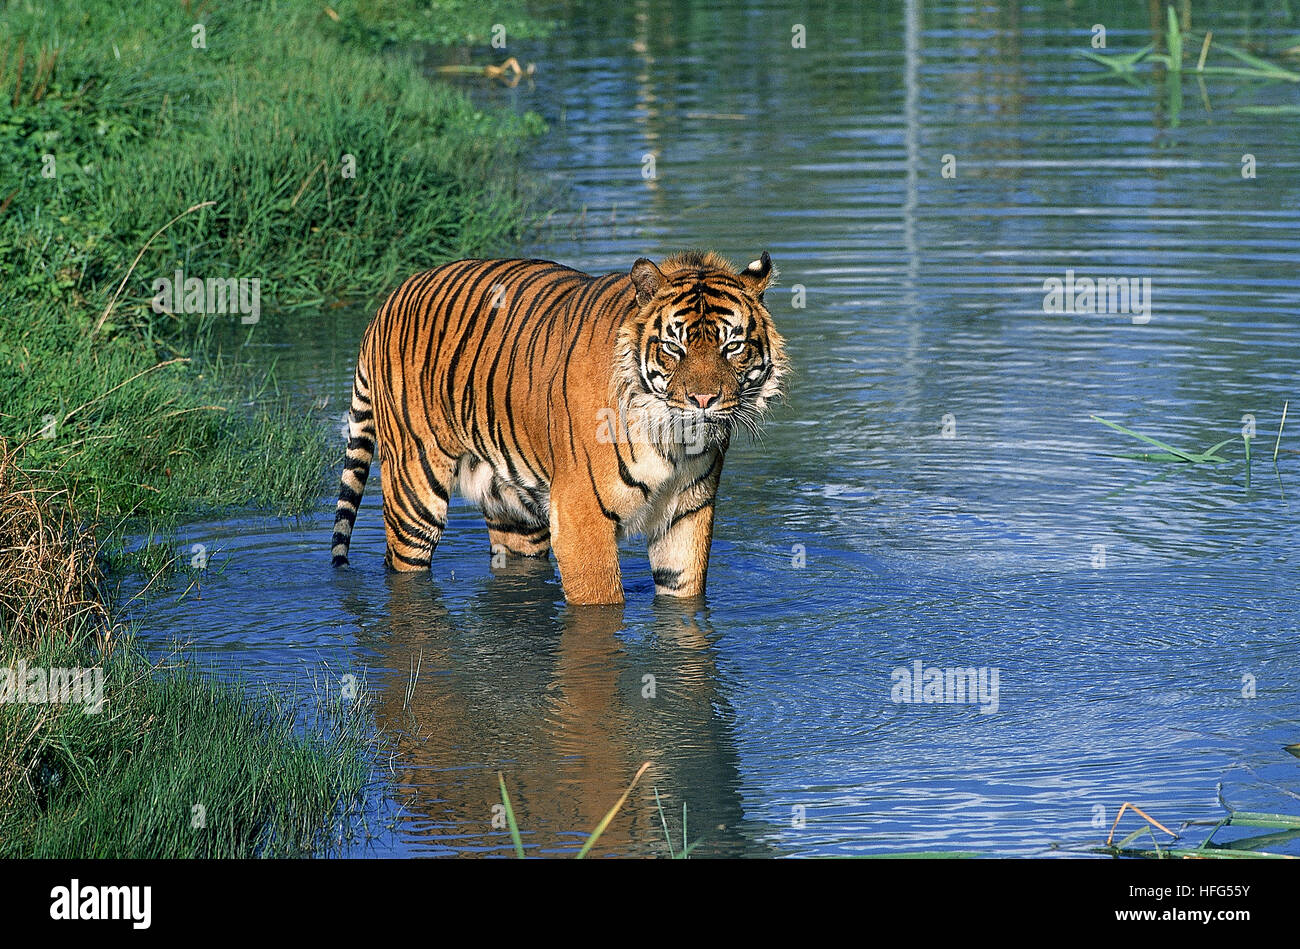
[{"xmin": 0, "ymin": 0, "xmax": 546, "ymax": 856}]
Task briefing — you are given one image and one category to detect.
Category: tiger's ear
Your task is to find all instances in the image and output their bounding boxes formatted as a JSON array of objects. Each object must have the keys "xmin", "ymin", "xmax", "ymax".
[
  {"xmin": 738, "ymin": 251, "xmax": 774, "ymax": 300},
  {"xmin": 630, "ymin": 257, "xmax": 666, "ymax": 306}
]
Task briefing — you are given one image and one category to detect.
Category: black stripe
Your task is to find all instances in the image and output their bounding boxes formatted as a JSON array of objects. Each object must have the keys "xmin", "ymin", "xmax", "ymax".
[
  {"xmin": 388, "ymin": 547, "xmax": 432, "ymax": 568},
  {"xmin": 667, "ymin": 497, "xmax": 713, "ymax": 531},
  {"xmin": 417, "ymin": 452, "xmax": 450, "ymax": 502},
  {"xmin": 486, "ymin": 521, "xmax": 550, "ymax": 538},
  {"xmin": 615, "ymin": 442, "xmax": 651, "ymax": 498},
  {"xmin": 385, "ymin": 500, "xmax": 445, "ymax": 545},
  {"xmin": 386, "ymin": 473, "xmax": 447, "ymax": 536},
  {"xmin": 683, "ymin": 452, "xmax": 723, "ymax": 493},
  {"xmin": 585, "ymin": 455, "xmax": 620, "ymax": 524},
  {"xmin": 652, "ymin": 567, "xmax": 683, "ymax": 590}
]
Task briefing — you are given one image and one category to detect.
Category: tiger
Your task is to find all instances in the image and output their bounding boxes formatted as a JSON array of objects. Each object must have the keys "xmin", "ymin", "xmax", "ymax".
[{"xmin": 329, "ymin": 250, "xmax": 788, "ymax": 605}]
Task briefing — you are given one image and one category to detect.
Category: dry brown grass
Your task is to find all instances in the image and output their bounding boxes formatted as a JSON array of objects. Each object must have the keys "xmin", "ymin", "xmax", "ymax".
[
  {"xmin": 0, "ymin": 440, "xmax": 115, "ymax": 813},
  {"xmin": 0, "ymin": 440, "xmax": 111, "ymax": 652}
]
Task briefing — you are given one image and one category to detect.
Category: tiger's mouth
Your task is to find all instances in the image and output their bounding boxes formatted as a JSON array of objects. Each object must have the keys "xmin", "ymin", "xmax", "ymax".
[{"xmin": 661, "ymin": 391, "xmax": 770, "ymax": 443}]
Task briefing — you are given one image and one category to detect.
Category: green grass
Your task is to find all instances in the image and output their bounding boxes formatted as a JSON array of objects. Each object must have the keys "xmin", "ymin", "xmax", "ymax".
[
  {"xmin": 2, "ymin": 308, "xmax": 335, "ymax": 520},
  {"xmin": 653, "ymin": 785, "xmax": 700, "ymax": 859},
  {"xmin": 325, "ymin": 0, "xmax": 553, "ymax": 49},
  {"xmin": 1, "ymin": 451, "xmax": 376, "ymax": 858},
  {"xmin": 0, "ymin": 264, "xmax": 338, "ymax": 574},
  {"xmin": 497, "ymin": 771, "xmax": 527, "ymax": 858},
  {"xmin": 0, "ymin": 0, "xmax": 545, "ymax": 309},
  {"xmin": 0, "ymin": 626, "xmax": 374, "ymax": 858}
]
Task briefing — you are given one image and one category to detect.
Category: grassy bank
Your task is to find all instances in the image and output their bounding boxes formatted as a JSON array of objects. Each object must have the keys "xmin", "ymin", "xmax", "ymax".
[
  {"xmin": 0, "ymin": 0, "xmax": 548, "ymax": 856},
  {"xmin": 0, "ymin": 450, "xmax": 371, "ymax": 857},
  {"xmin": 1, "ymin": 0, "xmax": 545, "ymax": 519}
]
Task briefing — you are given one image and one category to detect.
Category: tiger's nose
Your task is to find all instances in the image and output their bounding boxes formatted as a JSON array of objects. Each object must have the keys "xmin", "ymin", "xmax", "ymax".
[{"xmin": 689, "ymin": 392, "xmax": 718, "ymax": 409}]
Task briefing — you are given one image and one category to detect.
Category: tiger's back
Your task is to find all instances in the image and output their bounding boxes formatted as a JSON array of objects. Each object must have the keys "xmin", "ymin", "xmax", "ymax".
[{"xmin": 331, "ymin": 252, "xmax": 786, "ymax": 604}]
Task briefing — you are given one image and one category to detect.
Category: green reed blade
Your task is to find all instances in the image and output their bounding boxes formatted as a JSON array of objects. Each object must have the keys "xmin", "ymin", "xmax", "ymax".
[
  {"xmin": 1118, "ymin": 826, "xmax": 1149, "ymax": 848},
  {"xmin": 1196, "ymin": 65, "xmax": 1300, "ymax": 80},
  {"xmin": 1275, "ymin": 401, "xmax": 1289, "ymax": 463},
  {"xmin": 652, "ymin": 786, "xmax": 675, "ymax": 859},
  {"xmin": 1167, "ymin": 6, "xmax": 1182, "ymax": 73},
  {"xmin": 497, "ymin": 772, "xmax": 526, "ymax": 858},
  {"xmin": 575, "ymin": 761, "xmax": 651, "ymax": 859},
  {"xmin": 1079, "ymin": 44, "xmax": 1153, "ymax": 74},
  {"xmin": 1113, "ymin": 452, "xmax": 1195, "ymax": 462},
  {"xmin": 1236, "ymin": 104, "xmax": 1300, "ymax": 115},
  {"xmin": 1092, "ymin": 416, "xmax": 1199, "ymax": 462},
  {"xmin": 1216, "ymin": 827, "xmax": 1300, "ymax": 851},
  {"xmin": 1197, "ymin": 817, "xmax": 1232, "ymax": 849},
  {"xmin": 1224, "ymin": 810, "xmax": 1300, "ymax": 829},
  {"xmin": 1215, "ymin": 42, "xmax": 1300, "ymax": 80}
]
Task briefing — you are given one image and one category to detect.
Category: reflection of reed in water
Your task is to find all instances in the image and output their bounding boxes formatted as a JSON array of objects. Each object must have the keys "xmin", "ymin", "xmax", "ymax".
[{"xmin": 350, "ymin": 564, "xmax": 763, "ymax": 856}]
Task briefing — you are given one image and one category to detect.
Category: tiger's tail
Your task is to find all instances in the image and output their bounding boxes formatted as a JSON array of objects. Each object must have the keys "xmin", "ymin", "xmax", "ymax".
[{"xmin": 331, "ymin": 356, "xmax": 376, "ymax": 567}]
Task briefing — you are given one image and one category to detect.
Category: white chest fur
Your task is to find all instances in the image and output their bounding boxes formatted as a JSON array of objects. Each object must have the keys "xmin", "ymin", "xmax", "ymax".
[{"xmin": 617, "ymin": 444, "xmax": 718, "ymax": 539}]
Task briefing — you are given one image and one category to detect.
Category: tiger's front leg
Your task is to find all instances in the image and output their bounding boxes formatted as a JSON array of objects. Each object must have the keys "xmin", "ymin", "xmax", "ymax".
[
  {"xmin": 549, "ymin": 479, "xmax": 624, "ymax": 605},
  {"xmin": 647, "ymin": 451, "xmax": 723, "ymax": 598}
]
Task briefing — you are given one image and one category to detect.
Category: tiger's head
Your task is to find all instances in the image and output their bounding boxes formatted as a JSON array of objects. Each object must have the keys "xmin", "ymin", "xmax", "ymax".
[{"xmin": 615, "ymin": 250, "xmax": 788, "ymax": 452}]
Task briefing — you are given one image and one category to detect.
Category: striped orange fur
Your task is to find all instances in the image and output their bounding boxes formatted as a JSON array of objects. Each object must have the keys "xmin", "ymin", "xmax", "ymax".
[{"xmin": 331, "ymin": 251, "xmax": 787, "ymax": 604}]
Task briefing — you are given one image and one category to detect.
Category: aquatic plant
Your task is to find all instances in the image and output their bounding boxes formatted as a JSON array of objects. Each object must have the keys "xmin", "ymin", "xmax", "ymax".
[
  {"xmin": 1090, "ymin": 416, "xmax": 1234, "ymax": 464},
  {"xmin": 496, "ymin": 763, "xmax": 699, "ymax": 858},
  {"xmin": 1077, "ymin": 787, "xmax": 1300, "ymax": 859},
  {"xmin": 1080, "ymin": 6, "xmax": 1300, "ymax": 84}
]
